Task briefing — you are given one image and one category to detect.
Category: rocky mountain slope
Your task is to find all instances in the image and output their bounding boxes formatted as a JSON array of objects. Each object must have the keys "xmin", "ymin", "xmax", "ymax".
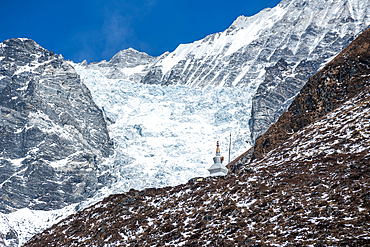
[
  {"xmin": 84, "ymin": 0, "xmax": 370, "ymax": 144},
  {"xmin": 235, "ymin": 22, "xmax": 370, "ymax": 166},
  {"xmin": 0, "ymin": 38, "xmax": 114, "ymax": 215},
  {"xmin": 25, "ymin": 27, "xmax": 370, "ymax": 247},
  {"xmin": 84, "ymin": 48, "xmax": 156, "ymax": 83}
]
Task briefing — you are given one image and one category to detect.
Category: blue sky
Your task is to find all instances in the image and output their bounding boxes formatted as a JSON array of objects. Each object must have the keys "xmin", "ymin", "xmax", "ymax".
[{"xmin": 1, "ymin": 0, "xmax": 281, "ymax": 63}]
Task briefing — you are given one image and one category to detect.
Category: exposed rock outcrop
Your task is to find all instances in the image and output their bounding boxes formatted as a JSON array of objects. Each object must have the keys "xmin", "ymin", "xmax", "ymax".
[
  {"xmin": 252, "ymin": 26, "xmax": 370, "ymax": 160},
  {"xmin": 0, "ymin": 38, "xmax": 114, "ymax": 214},
  {"xmin": 84, "ymin": 48, "xmax": 157, "ymax": 83}
]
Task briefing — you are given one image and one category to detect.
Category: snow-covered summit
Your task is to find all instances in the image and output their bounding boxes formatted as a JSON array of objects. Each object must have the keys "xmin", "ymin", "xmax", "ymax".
[
  {"xmin": 138, "ymin": 0, "xmax": 370, "ymax": 86},
  {"xmin": 84, "ymin": 47, "xmax": 156, "ymax": 82},
  {"xmin": 85, "ymin": 0, "xmax": 370, "ymax": 143},
  {"xmin": 108, "ymin": 47, "xmax": 154, "ymax": 67}
]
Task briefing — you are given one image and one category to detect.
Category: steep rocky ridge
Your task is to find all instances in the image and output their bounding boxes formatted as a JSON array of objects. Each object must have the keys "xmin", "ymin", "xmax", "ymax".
[
  {"xmin": 0, "ymin": 38, "xmax": 114, "ymax": 214},
  {"xmin": 24, "ymin": 28, "xmax": 370, "ymax": 246},
  {"xmin": 231, "ymin": 26, "xmax": 370, "ymax": 169},
  {"xmin": 140, "ymin": 0, "xmax": 370, "ymax": 88},
  {"xmin": 249, "ymin": 0, "xmax": 370, "ymax": 141},
  {"xmin": 251, "ymin": 26, "xmax": 370, "ymax": 161},
  {"xmin": 84, "ymin": 0, "xmax": 370, "ymax": 144}
]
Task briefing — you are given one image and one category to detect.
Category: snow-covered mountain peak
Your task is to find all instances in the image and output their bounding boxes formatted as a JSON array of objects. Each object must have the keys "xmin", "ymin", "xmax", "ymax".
[
  {"xmin": 229, "ymin": 5, "xmax": 283, "ymax": 30},
  {"xmin": 0, "ymin": 38, "xmax": 47, "ymax": 57},
  {"xmin": 229, "ymin": 15, "xmax": 249, "ymax": 29},
  {"xmin": 82, "ymin": 46, "xmax": 156, "ymax": 82},
  {"xmin": 82, "ymin": 0, "xmax": 370, "ymax": 91},
  {"xmin": 109, "ymin": 47, "xmax": 153, "ymax": 66}
]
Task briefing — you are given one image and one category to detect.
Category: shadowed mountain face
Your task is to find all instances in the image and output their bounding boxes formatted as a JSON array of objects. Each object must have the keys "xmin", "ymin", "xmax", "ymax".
[
  {"xmin": 251, "ymin": 27, "xmax": 370, "ymax": 161},
  {"xmin": 24, "ymin": 28, "xmax": 370, "ymax": 247},
  {"xmin": 0, "ymin": 38, "xmax": 114, "ymax": 213},
  {"xmin": 231, "ymin": 26, "xmax": 370, "ymax": 169}
]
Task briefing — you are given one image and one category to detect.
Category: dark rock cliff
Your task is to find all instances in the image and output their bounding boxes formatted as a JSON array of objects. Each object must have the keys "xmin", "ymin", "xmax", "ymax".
[
  {"xmin": 250, "ymin": 57, "xmax": 322, "ymax": 142},
  {"xmin": 248, "ymin": 22, "xmax": 366, "ymax": 143},
  {"xmin": 0, "ymin": 38, "xmax": 114, "ymax": 213},
  {"xmin": 252, "ymin": 26, "xmax": 370, "ymax": 160},
  {"xmin": 229, "ymin": 26, "xmax": 370, "ymax": 168}
]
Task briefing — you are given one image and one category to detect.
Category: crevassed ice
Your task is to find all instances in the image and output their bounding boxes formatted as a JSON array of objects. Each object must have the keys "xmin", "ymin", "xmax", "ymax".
[{"xmin": 73, "ymin": 63, "xmax": 253, "ymax": 193}]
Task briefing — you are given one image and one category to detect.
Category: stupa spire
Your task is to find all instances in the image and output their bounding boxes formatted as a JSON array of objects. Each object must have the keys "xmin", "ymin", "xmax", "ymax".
[{"xmin": 207, "ymin": 141, "xmax": 228, "ymax": 177}]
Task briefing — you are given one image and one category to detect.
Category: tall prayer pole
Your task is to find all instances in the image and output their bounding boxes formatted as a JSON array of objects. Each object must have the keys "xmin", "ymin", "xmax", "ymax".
[{"xmin": 228, "ymin": 132, "xmax": 231, "ymax": 164}]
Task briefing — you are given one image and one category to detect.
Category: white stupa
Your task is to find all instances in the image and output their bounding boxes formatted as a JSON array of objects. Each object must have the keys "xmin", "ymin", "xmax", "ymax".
[{"xmin": 208, "ymin": 141, "xmax": 228, "ymax": 177}]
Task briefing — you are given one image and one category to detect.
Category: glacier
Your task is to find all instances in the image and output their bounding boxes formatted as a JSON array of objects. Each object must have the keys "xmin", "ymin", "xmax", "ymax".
[{"xmin": 72, "ymin": 63, "xmax": 253, "ymax": 191}]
